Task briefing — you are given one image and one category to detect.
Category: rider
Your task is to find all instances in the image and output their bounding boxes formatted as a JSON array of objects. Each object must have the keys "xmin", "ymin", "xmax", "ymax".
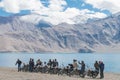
[
  {"xmin": 54, "ymin": 59, "xmax": 59, "ymax": 68},
  {"xmin": 36, "ymin": 59, "xmax": 42, "ymax": 67},
  {"xmin": 47, "ymin": 59, "xmax": 52, "ymax": 68}
]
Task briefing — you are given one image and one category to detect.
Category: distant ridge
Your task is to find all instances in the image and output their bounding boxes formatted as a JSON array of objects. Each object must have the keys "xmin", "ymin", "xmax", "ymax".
[{"xmin": 0, "ymin": 12, "xmax": 120, "ymax": 53}]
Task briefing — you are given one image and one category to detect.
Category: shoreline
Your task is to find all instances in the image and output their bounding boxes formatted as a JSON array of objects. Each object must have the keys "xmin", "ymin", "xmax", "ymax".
[{"xmin": 0, "ymin": 67, "xmax": 120, "ymax": 80}]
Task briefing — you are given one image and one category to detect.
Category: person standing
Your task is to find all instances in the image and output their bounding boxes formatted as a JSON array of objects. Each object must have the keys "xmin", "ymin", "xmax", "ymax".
[
  {"xmin": 29, "ymin": 58, "xmax": 34, "ymax": 72},
  {"xmin": 73, "ymin": 59, "xmax": 78, "ymax": 70},
  {"xmin": 94, "ymin": 61, "xmax": 99, "ymax": 72},
  {"xmin": 29, "ymin": 58, "xmax": 32, "ymax": 72},
  {"xmin": 99, "ymin": 61, "xmax": 105, "ymax": 79},
  {"xmin": 31, "ymin": 59, "xmax": 35, "ymax": 72},
  {"xmin": 78, "ymin": 61, "xmax": 85, "ymax": 78},
  {"xmin": 15, "ymin": 59, "xmax": 22, "ymax": 72}
]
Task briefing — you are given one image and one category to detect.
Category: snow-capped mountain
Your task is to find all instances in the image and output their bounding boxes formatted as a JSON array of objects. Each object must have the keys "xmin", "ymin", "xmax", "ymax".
[
  {"xmin": 36, "ymin": 20, "xmax": 52, "ymax": 28},
  {"xmin": 0, "ymin": 12, "xmax": 120, "ymax": 53}
]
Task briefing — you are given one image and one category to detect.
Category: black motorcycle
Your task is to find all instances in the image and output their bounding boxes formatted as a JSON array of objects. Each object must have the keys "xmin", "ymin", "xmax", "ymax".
[{"xmin": 87, "ymin": 69, "xmax": 99, "ymax": 78}]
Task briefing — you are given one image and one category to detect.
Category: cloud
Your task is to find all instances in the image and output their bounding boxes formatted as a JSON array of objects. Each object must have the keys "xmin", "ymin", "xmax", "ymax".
[
  {"xmin": 70, "ymin": 9, "xmax": 107, "ymax": 24},
  {"xmin": 90, "ymin": 12, "xmax": 107, "ymax": 18},
  {"xmin": 20, "ymin": 7, "xmax": 81, "ymax": 25},
  {"xmin": 0, "ymin": 0, "xmax": 20, "ymax": 13},
  {"xmin": 48, "ymin": 0, "xmax": 67, "ymax": 11},
  {"xmin": 20, "ymin": 8, "xmax": 107, "ymax": 25},
  {"xmin": 84, "ymin": 0, "xmax": 120, "ymax": 13},
  {"xmin": 0, "ymin": 0, "xmax": 67, "ymax": 13},
  {"xmin": 0, "ymin": 0, "xmax": 107, "ymax": 25},
  {"xmin": 0, "ymin": 1, "xmax": 3, "ymax": 7},
  {"xmin": 0, "ymin": 0, "xmax": 44, "ymax": 13}
]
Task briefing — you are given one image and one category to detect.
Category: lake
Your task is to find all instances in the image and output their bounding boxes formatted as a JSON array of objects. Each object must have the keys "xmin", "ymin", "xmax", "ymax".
[{"xmin": 0, "ymin": 53, "xmax": 120, "ymax": 73}]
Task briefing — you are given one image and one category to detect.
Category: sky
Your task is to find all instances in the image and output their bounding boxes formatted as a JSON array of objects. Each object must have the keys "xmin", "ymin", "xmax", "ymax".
[{"xmin": 0, "ymin": 0, "xmax": 120, "ymax": 25}]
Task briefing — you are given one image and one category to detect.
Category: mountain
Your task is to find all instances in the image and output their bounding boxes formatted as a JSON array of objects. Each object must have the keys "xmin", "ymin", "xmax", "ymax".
[
  {"xmin": 0, "ymin": 12, "xmax": 120, "ymax": 53},
  {"xmin": 36, "ymin": 20, "xmax": 52, "ymax": 28}
]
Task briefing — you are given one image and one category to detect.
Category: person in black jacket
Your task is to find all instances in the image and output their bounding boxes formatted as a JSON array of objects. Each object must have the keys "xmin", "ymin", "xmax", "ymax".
[
  {"xmin": 53, "ymin": 59, "xmax": 59, "ymax": 68},
  {"xmin": 29, "ymin": 58, "xmax": 34, "ymax": 72},
  {"xmin": 47, "ymin": 59, "xmax": 52, "ymax": 68},
  {"xmin": 15, "ymin": 59, "xmax": 22, "ymax": 72},
  {"xmin": 94, "ymin": 61, "xmax": 99, "ymax": 72},
  {"xmin": 79, "ymin": 61, "xmax": 85, "ymax": 78},
  {"xmin": 99, "ymin": 61, "xmax": 105, "ymax": 79}
]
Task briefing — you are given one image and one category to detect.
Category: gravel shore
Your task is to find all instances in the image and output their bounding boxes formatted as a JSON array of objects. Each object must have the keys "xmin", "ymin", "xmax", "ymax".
[{"xmin": 0, "ymin": 67, "xmax": 120, "ymax": 80}]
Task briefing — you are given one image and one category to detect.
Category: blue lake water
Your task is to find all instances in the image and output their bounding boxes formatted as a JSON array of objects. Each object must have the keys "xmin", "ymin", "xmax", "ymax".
[{"xmin": 0, "ymin": 53, "xmax": 120, "ymax": 73}]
